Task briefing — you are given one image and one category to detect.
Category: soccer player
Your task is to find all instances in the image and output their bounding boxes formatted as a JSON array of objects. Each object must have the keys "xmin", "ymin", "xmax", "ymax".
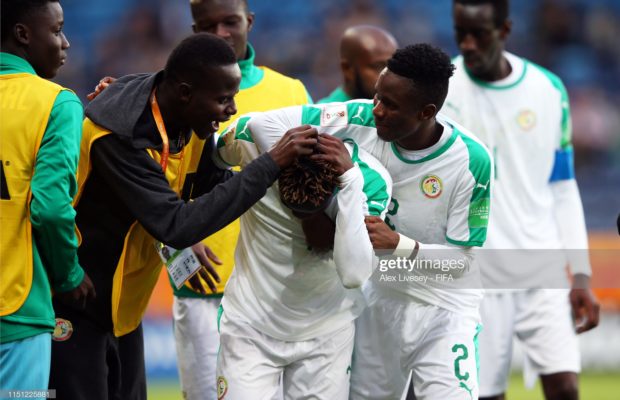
[
  {"xmin": 0, "ymin": 0, "xmax": 96, "ymax": 395},
  {"xmin": 318, "ymin": 25, "xmax": 398, "ymax": 103},
  {"xmin": 172, "ymin": 1, "xmax": 312, "ymax": 398},
  {"xmin": 48, "ymin": 33, "xmax": 317, "ymax": 400},
  {"xmin": 214, "ymin": 113, "xmax": 392, "ymax": 399},
  {"xmin": 442, "ymin": 1, "xmax": 600, "ymax": 399},
  {"xmin": 240, "ymin": 43, "xmax": 493, "ymax": 400}
]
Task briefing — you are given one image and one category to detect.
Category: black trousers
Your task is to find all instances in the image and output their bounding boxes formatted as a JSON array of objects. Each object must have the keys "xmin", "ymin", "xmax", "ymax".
[{"xmin": 49, "ymin": 301, "xmax": 146, "ymax": 400}]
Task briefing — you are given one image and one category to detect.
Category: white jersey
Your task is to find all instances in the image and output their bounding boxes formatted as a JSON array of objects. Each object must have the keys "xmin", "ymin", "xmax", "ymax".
[
  {"xmin": 215, "ymin": 114, "xmax": 392, "ymax": 341},
  {"xmin": 443, "ymin": 52, "xmax": 588, "ymax": 288},
  {"xmin": 248, "ymin": 102, "xmax": 493, "ymax": 317}
]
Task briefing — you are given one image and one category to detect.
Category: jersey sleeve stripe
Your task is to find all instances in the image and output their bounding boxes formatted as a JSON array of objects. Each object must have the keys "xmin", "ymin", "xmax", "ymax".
[
  {"xmin": 528, "ymin": 62, "xmax": 572, "ymax": 149},
  {"xmin": 345, "ymin": 139, "xmax": 390, "ymax": 217},
  {"xmin": 457, "ymin": 130, "xmax": 492, "ymax": 247}
]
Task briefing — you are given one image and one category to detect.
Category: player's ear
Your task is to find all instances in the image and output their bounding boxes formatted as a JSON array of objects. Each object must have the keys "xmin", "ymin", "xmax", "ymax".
[
  {"xmin": 341, "ymin": 59, "xmax": 353, "ymax": 81},
  {"xmin": 420, "ymin": 104, "xmax": 437, "ymax": 121},
  {"xmin": 499, "ymin": 19, "xmax": 512, "ymax": 40},
  {"xmin": 178, "ymin": 82, "xmax": 192, "ymax": 103},
  {"xmin": 246, "ymin": 12, "xmax": 255, "ymax": 32},
  {"xmin": 14, "ymin": 23, "xmax": 30, "ymax": 45}
]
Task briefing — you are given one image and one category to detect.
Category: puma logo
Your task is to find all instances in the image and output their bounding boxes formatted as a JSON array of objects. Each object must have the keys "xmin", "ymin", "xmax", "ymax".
[
  {"xmin": 370, "ymin": 199, "xmax": 387, "ymax": 209},
  {"xmin": 475, "ymin": 180, "xmax": 489, "ymax": 190},
  {"xmin": 459, "ymin": 381, "xmax": 473, "ymax": 399},
  {"xmin": 351, "ymin": 106, "xmax": 365, "ymax": 123},
  {"xmin": 236, "ymin": 123, "xmax": 251, "ymax": 140}
]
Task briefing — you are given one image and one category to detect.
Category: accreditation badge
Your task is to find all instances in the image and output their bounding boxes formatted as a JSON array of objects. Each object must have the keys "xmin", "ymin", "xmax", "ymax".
[{"xmin": 155, "ymin": 242, "xmax": 202, "ymax": 289}]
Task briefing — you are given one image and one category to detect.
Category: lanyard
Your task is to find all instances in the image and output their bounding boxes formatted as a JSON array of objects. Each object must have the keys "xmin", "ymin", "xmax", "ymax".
[{"xmin": 150, "ymin": 88, "xmax": 170, "ymax": 172}]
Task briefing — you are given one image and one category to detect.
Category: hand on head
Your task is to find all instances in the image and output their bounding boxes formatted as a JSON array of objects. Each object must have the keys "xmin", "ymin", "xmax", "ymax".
[
  {"xmin": 268, "ymin": 125, "xmax": 318, "ymax": 168},
  {"xmin": 311, "ymin": 134, "xmax": 354, "ymax": 176}
]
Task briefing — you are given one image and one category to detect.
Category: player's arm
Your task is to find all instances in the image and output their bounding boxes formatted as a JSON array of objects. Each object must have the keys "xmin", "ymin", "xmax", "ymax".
[
  {"xmin": 89, "ymin": 126, "xmax": 316, "ymax": 249},
  {"xmin": 366, "ymin": 143, "xmax": 492, "ymax": 276},
  {"xmin": 548, "ymin": 83, "xmax": 599, "ymax": 332},
  {"xmin": 31, "ymin": 91, "xmax": 95, "ymax": 305},
  {"xmin": 313, "ymin": 135, "xmax": 390, "ymax": 288}
]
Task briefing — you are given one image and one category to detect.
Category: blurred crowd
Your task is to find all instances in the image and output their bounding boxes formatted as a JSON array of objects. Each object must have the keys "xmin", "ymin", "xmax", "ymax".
[{"xmin": 56, "ymin": 0, "xmax": 619, "ymax": 229}]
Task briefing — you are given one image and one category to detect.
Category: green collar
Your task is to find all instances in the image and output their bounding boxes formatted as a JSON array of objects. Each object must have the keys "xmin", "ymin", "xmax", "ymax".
[
  {"xmin": 391, "ymin": 125, "xmax": 458, "ymax": 164},
  {"xmin": 0, "ymin": 52, "xmax": 36, "ymax": 75},
  {"xmin": 238, "ymin": 43, "xmax": 264, "ymax": 90}
]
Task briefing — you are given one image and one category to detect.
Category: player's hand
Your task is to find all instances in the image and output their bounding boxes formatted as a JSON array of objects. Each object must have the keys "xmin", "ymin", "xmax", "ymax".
[
  {"xmin": 86, "ymin": 76, "xmax": 116, "ymax": 101},
  {"xmin": 187, "ymin": 243, "xmax": 222, "ymax": 294},
  {"xmin": 365, "ymin": 216, "xmax": 400, "ymax": 250},
  {"xmin": 268, "ymin": 125, "xmax": 318, "ymax": 168},
  {"xmin": 569, "ymin": 274, "xmax": 600, "ymax": 334},
  {"xmin": 55, "ymin": 272, "xmax": 97, "ymax": 310},
  {"xmin": 310, "ymin": 134, "xmax": 354, "ymax": 176}
]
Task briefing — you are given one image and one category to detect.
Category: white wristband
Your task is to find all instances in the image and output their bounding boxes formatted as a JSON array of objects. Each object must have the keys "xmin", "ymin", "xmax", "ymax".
[{"xmin": 392, "ymin": 233, "xmax": 418, "ymax": 258}]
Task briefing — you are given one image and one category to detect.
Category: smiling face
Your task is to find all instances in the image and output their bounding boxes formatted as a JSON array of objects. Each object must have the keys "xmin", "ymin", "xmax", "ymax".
[
  {"xmin": 453, "ymin": 2, "xmax": 509, "ymax": 80},
  {"xmin": 191, "ymin": 0, "xmax": 253, "ymax": 61},
  {"xmin": 372, "ymin": 68, "xmax": 424, "ymax": 146},
  {"xmin": 22, "ymin": 1, "xmax": 69, "ymax": 79},
  {"xmin": 184, "ymin": 63, "xmax": 241, "ymax": 139}
]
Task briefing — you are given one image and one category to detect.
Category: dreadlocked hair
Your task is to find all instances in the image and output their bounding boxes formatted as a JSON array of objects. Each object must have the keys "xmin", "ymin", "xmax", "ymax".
[{"xmin": 279, "ymin": 156, "xmax": 339, "ymax": 211}]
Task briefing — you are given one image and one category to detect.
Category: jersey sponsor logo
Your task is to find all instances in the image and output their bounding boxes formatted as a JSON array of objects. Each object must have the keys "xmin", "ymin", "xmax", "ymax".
[
  {"xmin": 321, "ymin": 104, "xmax": 348, "ymax": 127},
  {"xmin": 217, "ymin": 376, "xmax": 228, "ymax": 399},
  {"xmin": 468, "ymin": 198, "xmax": 490, "ymax": 228},
  {"xmin": 52, "ymin": 318, "xmax": 73, "ymax": 341},
  {"xmin": 420, "ymin": 175, "xmax": 443, "ymax": 198},
  {"xmin": 516, "ymin": 109, "xmax": 536, "ymax": 131}
]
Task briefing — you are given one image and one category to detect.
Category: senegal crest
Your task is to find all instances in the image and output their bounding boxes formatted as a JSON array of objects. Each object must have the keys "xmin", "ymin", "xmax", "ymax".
[
  {"xmin": 420, "ymin": 175, "xmax": 442, "ymax": 198},
  {"xmin": 52, "ymin": 318, "xmax": 73, "ymax": 341}
]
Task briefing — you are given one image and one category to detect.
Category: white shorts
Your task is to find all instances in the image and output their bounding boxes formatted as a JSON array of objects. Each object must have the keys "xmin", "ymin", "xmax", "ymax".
[
  {"xmin": 173, "ymin": 296, "xmax": 222, "ymax": 400},
  {"xmin": 216, "ymin": 307, "xmax": 354, "ymax": 400},
  {"xmin": 350, "ymin": 288, "xmax": 481, "ymax": 400},
  {"xmin": 478, "ymin": 289, "xmax": 580, "ymax": 397}
]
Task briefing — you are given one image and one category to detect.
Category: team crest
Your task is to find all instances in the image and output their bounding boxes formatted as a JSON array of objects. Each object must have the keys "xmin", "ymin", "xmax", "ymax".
[
  {"xmin": 420, "ymin": 175, "xmax": 442, "ymax": 198},
  {"xmin": 516, "ymin": 109, "xmax": 536, "ymax": 131},
  {"xmin": 217, "ymin": 376, "xmax": 228, "ymax": 399},
  {"xmin": 52, "ymin": 318, "xmax": 73, "ymax": 341}
]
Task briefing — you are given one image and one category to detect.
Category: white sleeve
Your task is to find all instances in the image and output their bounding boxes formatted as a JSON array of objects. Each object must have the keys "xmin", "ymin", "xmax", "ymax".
[
  {"xmin": 248, "ymin": 106, "xmax": 304, "ymax": 152},
  {"xmin": 214, "ymin": 116, "xmax": 260, "ymax": 168},
  {"xmin": 550, "ymin": 179, "xmax": 592, "ymax": 276},
  {"xmin": 333, "ymin": 166, "xmax": 376, "ymax": 288}
]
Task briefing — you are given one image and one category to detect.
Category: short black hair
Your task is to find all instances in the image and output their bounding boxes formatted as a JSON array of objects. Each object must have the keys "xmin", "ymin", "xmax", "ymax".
[
  {"xmin": 0, "ymin": 0, "xmax": 59, "ymax": 41},
  {"xmin": 190, "ymin": 0, "xmax": 250, "ymax": 15},
  {"xmin": 387, "ymin": 43, "xmax": 455, "ymax": 110},
  {"xmin": 454, "ymin": 0, "xmax": 509, "ymax": 27},
  {"xmin": 163, "ymin": 32, "xmax": 236, "ymax": 86},
  {"xmin": 279, "ymin": 157, "xmax": 339, "ymax": 214}
]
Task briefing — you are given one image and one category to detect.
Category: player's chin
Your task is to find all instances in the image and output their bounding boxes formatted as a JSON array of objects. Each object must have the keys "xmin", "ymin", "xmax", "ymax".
[{"xmin": 375, "ymin": 126, "xmax": 394, "ymax": 142}]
